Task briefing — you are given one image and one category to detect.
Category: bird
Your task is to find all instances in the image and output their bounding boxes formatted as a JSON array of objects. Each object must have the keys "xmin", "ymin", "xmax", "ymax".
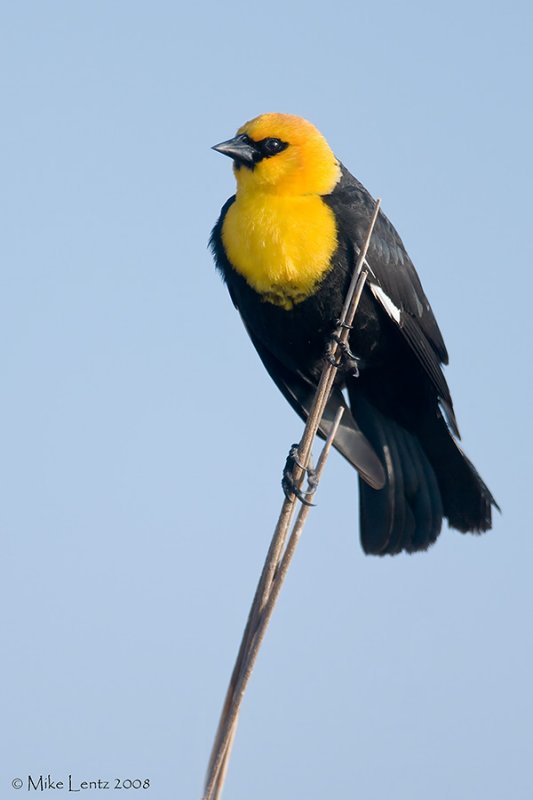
[{"xmin": 210, "ymin": 112, "xmax": 498, "ymax": 556}]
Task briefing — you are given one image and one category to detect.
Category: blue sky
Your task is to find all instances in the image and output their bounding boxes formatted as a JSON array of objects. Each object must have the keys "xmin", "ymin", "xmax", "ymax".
[{"xmin": 1, "ymin": 2, "xmax": 532, "ymax": 798}]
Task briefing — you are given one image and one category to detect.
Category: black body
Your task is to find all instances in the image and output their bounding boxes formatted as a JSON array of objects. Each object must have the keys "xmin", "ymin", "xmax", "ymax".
[{"xmin": 211, "ymin": 166, "xmax": 497, "ymax": 555}]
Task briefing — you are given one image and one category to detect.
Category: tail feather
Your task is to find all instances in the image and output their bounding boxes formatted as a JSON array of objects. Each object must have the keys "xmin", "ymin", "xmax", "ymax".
[
  {"xmin": 351, "ymin": 393, "xmax": 443, "ymax": 555},
  {"xmin": 401, "ymin": 426, "xmax": 443, "ymax": 551},
  {"xmin": 357, "ymin": 408, "xmax": 410, "ymax": 555},
  {"xmin": 348, "ymin": 389, "xmax": 497, "ymax": 555},
  {"xmin": 419, "ymin": 410, "xmax": 498, "ymax": 533}
]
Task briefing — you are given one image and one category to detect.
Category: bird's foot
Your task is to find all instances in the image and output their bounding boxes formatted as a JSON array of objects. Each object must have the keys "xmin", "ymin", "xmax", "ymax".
[
  {"xmin": 335, "ymin": 319, "xmax": 353, "ymax": 331},
  {"xmin": 326, "ymin": 334, "xmax": 360, "ymax": 376},
  {"xmin": 282, "ymin": 444, "xmax": 318, "ymax": 506}
]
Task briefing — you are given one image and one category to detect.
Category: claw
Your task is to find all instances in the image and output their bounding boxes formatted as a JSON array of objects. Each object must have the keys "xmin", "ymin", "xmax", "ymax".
[
  {"xmin": 335, "ymin": 319, "xmax": 353, "ymax": 331},
  {"xmin": 326, "ymin": 334, "xmax": 360, "ymax": 376},
  {"xmin": 282, "ymin": 445, "xmax": 317, "ymax": 506}
]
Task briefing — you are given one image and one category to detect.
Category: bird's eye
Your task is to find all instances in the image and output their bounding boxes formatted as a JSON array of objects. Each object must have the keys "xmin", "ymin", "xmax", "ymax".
[{"xmin": 262, "ymin": 138, "xmax": 285, "ymax": 156}]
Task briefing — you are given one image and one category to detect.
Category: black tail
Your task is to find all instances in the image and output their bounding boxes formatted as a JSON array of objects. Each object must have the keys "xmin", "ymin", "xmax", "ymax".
[
  {"xmin": 418, "ymin": 409, "xmax": 498, "ymax": 533},
  {"xmin": 348, "ymin": 393, "xmax": 498, "ymax": 556}
]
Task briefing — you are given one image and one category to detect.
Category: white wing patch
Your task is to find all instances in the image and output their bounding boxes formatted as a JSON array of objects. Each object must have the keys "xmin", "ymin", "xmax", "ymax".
[{"xmin": 370, "ymin": 282, "xmax": 401, "ymax": 323}]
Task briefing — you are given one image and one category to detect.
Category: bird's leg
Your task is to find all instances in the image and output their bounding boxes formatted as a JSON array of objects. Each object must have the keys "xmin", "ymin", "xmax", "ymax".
[{"xmin": 282, "ymin": 444, "xmax": 318, "ymax": 506}]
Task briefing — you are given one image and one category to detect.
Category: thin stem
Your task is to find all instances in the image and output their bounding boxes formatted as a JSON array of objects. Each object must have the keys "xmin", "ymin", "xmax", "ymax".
[{"xmin": 208, "ymin": 410, "xmax": 344, "ymax": 800}]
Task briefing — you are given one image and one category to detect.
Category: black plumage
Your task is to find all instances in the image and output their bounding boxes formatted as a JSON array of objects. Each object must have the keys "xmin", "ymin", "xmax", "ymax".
[{"xmin": 211, "ymin": 160, "xmax": 498, "ymax": 555}]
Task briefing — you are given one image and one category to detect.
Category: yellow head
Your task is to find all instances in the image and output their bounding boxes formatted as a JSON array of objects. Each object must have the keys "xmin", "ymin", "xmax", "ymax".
[{"xmin": 213, "ymin": 113, "xmax": 341, "ymax": 196}]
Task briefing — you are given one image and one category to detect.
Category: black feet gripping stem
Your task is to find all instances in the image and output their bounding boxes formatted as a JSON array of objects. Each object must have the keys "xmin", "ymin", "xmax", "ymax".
[{"xmin": 281, "ymin": 444, "xmax": 318, "ymax": 506}]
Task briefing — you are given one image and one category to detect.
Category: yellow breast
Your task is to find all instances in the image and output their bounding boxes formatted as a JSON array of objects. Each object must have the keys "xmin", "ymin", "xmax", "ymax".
[{"xmin": 221, "ymin": 192, "xmax": 338, "ymax": 310}]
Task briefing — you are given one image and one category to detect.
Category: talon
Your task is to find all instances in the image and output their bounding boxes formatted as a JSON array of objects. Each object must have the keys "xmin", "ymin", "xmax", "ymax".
[
  {"xmin": 326, "ymin": 349, "xmax": 343, "ymax": 368},
  {"xmin": 282, "ymin": 446, "xmax": 317, "ymax": 506},
  {"xmin": 282, "ymin": 475, "xmax": 315, "ymax": 506},
  {"xmin": 306, "ymin": 463, "xmax": 318, "ymax": 494},
  {"xmin": 335, "ymin": 319, "xmax": 353, "ymax": 331},
  {"xmin": 327, "ymin": 334, "xmax": 360, "ymax": 376},
  {"xmin": 330, "ymin": 333, "xmax": 357, "ymax": 359}
]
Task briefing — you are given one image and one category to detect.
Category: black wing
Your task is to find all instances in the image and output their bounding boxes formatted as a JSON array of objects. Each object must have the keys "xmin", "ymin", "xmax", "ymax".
[{"xmin": 325, "ymin": 166, "xmax": 460, "ymax": 436}]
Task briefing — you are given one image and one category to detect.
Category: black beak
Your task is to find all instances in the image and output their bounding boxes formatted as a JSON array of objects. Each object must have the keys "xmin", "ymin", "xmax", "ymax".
[{"xmin": 212, "ymin": 134, "xmax": 259, "ymax": 168}]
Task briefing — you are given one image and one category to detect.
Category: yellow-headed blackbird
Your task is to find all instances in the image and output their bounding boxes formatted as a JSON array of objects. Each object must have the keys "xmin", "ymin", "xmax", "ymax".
[{"xmin": 210, "ymin": 113, "xmax": 497, "ymax": 555}]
